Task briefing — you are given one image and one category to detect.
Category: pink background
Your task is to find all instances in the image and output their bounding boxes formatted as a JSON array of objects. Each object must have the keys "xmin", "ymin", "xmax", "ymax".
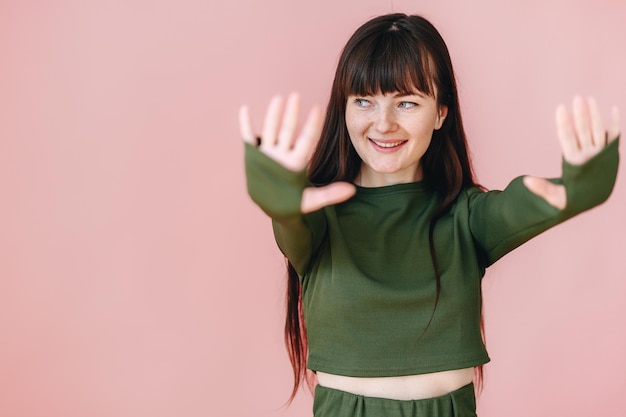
[{"xmin": 1, "ymin": 0, "xmax": 624, "ymax": 416}]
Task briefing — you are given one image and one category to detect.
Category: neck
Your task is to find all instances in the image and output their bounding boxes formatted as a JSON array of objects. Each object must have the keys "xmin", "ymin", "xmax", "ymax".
[{"xmin": 357, "ymin": 167, "xmax": 423, "ymax": 187}]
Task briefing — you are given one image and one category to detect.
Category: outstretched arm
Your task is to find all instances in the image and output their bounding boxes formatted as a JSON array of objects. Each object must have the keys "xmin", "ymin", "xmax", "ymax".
[
  {"xmin": 239, "ymin": 93, "xmax": 355, "ymax": 214},
  {"xmin": 240, "ymin": 93, "xmax": 356, "ymax": 274},
  {"xmin": 468, "ymin": 96, "xmax": 619, "ymax": 266},
  {"xmin": 524, "ymin": 96, "xmax": 620, "ymax": 208}
]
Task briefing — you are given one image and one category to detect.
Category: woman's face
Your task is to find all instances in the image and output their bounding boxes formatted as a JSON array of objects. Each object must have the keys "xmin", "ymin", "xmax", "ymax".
[{"xmin": 345, "ymin": 91, "xmax": 447, "ymax": 187}]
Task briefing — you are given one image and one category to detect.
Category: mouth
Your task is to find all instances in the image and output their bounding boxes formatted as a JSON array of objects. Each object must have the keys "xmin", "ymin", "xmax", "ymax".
[{"xmin": 369, "ymin": 139, "xmax": 408, "ymax": 150}]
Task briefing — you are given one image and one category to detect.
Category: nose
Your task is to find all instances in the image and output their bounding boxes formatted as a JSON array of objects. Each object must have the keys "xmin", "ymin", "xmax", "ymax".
[{"xmin": 374, "ymin": 106, "xmax": 398, "ymax": 133}]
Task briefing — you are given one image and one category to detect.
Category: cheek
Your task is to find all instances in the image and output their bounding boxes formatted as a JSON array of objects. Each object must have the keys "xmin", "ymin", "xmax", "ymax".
[
  {"xmin": 408, "ymin": 115, "xmax": 439, "ymax": 136},
  {"xmin": 345, "ymin": 112, "xmax": 365, "ymax": 137}
]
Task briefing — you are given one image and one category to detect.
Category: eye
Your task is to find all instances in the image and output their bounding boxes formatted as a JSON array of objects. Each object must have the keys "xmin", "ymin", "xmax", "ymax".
[
  {"xmin": 353, "ymin": 98, "xmax": 371, "ymax": 107},
  {"xmin": 398, "ymin": 101, "xmax": 418, "ymax": 109}
]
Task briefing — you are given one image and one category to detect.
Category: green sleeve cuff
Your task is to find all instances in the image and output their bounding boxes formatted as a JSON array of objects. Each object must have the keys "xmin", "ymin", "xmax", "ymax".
[
  {"xmin": 561, "ymin": 137, "xmax": 620, "ymax": 217},
  {"xmin": 244, "ymin": 142, "xmax": 309, "ymax": 220}
]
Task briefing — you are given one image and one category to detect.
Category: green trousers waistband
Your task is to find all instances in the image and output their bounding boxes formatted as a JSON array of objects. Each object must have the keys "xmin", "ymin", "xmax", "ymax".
[{"xmin": 313, "ymin": 382, "xmax": 477, "ymax": 417}]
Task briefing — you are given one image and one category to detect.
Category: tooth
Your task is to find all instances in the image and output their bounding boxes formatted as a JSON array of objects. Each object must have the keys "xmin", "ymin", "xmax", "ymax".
[{"xmin": 374, "ymin": 140, "xmax": 403, "ymax": 148}]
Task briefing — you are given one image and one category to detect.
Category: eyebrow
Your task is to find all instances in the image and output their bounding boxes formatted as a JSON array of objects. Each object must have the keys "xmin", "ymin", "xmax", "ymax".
[{"xmin": 392, "ymin": 91, "xmax": 427, "ymax": 98}]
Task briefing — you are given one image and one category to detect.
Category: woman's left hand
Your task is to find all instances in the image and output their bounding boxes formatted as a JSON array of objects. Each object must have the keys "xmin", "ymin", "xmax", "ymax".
[{"xmin": 524, "ymin": 96, "xmax": 620, "ymax": 209}]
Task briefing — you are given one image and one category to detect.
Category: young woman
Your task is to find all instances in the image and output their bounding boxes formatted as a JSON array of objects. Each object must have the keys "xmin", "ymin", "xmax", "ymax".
[{"xmin": 239, "ymin": 13, "xmax": 620, "ymax": 417}]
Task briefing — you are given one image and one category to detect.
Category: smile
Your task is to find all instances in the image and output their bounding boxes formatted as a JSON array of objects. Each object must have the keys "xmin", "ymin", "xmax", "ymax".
[{"xmin": 369, "ymin": 139, "xmax": 407, "ymax": 149}]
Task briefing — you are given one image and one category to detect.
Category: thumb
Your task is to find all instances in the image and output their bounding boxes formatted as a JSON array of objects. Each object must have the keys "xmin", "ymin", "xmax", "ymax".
[
  {"xmin": 523, "ymin": 176, "xmax": 567, "ymax": 210},
  {"xmin": 301, "ymin": 182, "xmax": 357, "ymax": 214}
]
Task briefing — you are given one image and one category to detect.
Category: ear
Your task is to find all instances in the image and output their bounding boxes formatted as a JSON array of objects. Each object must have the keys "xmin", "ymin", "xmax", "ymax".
[{"xmin": 435, "ymin": 105, "xmax": 448, "ymax": 130}]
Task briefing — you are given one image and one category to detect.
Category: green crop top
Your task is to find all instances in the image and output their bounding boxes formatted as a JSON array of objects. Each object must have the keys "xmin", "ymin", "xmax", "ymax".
[{"xmin": 245, "ymin": 139, "xmax": 619, "ymax": 377}]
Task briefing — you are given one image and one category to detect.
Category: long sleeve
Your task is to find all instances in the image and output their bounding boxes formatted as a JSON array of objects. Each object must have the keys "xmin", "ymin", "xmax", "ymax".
[
  {"xmin": 467, "ymin": 139, "xmax": 619, "ymax": 267},
  {"xmin": 244, "ymin": 143, "xmax": 327, "ymax": 275}
]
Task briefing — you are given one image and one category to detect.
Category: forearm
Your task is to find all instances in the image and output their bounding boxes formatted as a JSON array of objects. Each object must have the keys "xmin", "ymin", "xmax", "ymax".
[{"xmin": 245, "ymin": 142, "xmax": 327, "ymax": 274}]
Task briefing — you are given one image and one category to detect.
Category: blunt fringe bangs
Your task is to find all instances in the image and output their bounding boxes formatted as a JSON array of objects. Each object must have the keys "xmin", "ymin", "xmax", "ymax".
[{"xmin": 344, "ymin": 27, "xmax": 437, "ymax": 99}]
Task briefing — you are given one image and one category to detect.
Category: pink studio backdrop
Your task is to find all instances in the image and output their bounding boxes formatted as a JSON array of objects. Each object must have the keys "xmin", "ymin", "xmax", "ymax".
[{"xmin": 0, "ymin": 1, "xmax": 624, "ymax": 416}]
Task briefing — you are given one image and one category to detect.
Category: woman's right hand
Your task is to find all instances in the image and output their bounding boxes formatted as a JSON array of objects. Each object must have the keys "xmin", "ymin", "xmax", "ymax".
[{"xmin": 239, "ymin": 93, "xmax": 356, "ymax": 214}]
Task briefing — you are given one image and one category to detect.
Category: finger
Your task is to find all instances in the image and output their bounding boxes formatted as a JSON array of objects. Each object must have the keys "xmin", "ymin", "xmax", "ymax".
[
  {"xmin": 608, "ymin": 106, "xmax": 620, "ymax": 143},
  {"xmin": 239, "ymin": 105, "xmax": 255, "ymax": 144},
  {"xmin": 556, "ymin": 104, "xmax": 580, "ymax": 163},
  {"xmin": 277, "ymin": 92, "xmax": 301, "ymax": 150},
  {"xmin": 293, "ymin": 106, "xmax": 324, "ymax": 161},
  {"xmin": 301, "ymin": 182, "xmax": 356, "ymax": 214},
  {"xmin": 587, "ymin": 96, "xmax": 605, "ymax": 148},
  {"xmin": 261, "ymin": 95, "xmax": 284, "ymax": 148},
  {"xmin": 523, "ymin": 176, "xmax": 567, "ymax": 210},
  {"xmin": 573, "ymin": 95, "xmax": 593, "ymax": 149}
]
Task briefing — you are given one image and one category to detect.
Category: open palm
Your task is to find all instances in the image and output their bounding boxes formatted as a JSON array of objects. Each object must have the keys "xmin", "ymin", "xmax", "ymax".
[
  {"xmin": 239, "ymin": 93, "xmax": 356, "ymax": 213},
  {"xmin": 524, "ymin": 96, "xmax": 620, "ymax": 209}
]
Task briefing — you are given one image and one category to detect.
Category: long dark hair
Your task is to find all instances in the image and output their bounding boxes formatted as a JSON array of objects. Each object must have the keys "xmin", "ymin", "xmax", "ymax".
[{"xmin": 284, "ymin": 13, "xmax": 484, "ymax": 403}]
